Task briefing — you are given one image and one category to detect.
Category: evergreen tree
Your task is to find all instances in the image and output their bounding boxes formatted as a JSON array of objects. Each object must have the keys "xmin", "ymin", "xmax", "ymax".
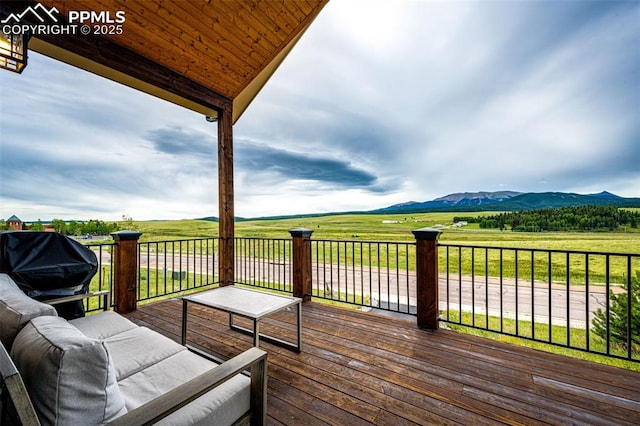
[
  {"xmin": 474, "ymin": 206, "xmax": 638, "ymax": 232},
  {"xmin": 592, "ymin": 271, "xmax": 640, "ymax": 352}
]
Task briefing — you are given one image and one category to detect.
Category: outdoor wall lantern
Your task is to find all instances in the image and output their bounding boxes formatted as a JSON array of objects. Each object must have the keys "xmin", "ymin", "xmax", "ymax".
[{"xmin": 0, "ymin": 29, "xmax": 29, "ymax": 73}]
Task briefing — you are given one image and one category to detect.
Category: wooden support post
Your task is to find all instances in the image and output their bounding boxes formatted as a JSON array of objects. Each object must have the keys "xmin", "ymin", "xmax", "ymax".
[
  {"xmin": 110, "ymin": 230, "xmax": 142, "ymax": 314},
  {"xmin": 218, "ymin": 101, "xmax": 235, "ymax": 287},
  {"xmin": 289, "ymin": 228, "xmax": 313, "ymax": 302},
  {"xmin": 412, "ymin": 227, "xmax": 442, "ymax": 330}
]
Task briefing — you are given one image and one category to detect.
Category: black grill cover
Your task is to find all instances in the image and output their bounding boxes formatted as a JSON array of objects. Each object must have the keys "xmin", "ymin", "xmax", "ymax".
[{"xmin": 0, "ymin": 231, "xmax": 98, "ymax": 318}]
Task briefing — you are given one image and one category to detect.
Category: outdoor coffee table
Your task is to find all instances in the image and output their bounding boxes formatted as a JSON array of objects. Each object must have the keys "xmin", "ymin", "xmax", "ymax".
[{"xmin": 182, "ymin": 286, "xmax": 302, "ymax": 352}]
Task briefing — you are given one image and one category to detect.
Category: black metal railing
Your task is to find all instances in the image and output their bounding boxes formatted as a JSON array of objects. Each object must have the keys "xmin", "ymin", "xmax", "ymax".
[
  {"xmin": 129, "ymin": 235, "xmax": 638, "ymax": 362},
  {"xmin": 85, "ymin": 242, "xmax": 115, "ymax": 313},
  {"xmin": 439, "ymin": 244, "xmax": 639, "ymax": 362},
  {"xmin": 311, "ymin": 239, "xmax": 416, "ymax": 314},
  {"xmin": 232, "ymin": 237, "xmax": 418, "ymax": 314},
  {"xmin": 234, "ymin": 237, "xmax": 292, "ymax": 293},
  {"xmin": 137, "ymin": 238, "xmax": 218, "ymax": 302}
]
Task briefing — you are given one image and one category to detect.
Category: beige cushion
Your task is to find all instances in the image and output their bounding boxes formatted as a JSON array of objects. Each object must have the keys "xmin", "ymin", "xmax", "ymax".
[
  {"xmin": 11, "ymin": 316, "xmax": 127, "ymax": 425},
  {"xmin": 70, "ymin": 310, "xmax": 138, "ymax": 340},
  {"xmin": 0, "ymin": 273, "xmax": 57, "ymax": 350},
  {"xmin": 102, "ymin": 326, "xmax": 186, "ymax": 381},
  {"xmin": 118, "ymin": 350, "xmax": 250, "ymax": 426}
]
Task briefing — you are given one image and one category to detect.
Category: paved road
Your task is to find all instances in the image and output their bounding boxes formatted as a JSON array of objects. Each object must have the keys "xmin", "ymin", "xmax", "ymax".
[
  {"xmin": 98, "ymin": 250, "xmax": 614, "ymax": 329},
  {"xmin": 308, "ymin": 263, "xmax": 612, "ymax": 329}
]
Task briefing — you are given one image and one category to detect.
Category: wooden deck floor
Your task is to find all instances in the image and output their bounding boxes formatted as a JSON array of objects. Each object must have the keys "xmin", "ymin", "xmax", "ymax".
[{"xmin": 125, "ymin": 298, "xmax": 640, "ymax": 425}]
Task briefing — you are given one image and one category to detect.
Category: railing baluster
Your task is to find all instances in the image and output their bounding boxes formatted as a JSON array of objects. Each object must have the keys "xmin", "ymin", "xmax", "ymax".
[
  {"xmin": 446, "ymin": 245, "xmax": 450, "ymax": 322},
  {"xmin": 471, "ymin": 247, "xmax": 476, "ymax": 327},
  {"xmin": 458, "ymin": 246, "xmax": 462, "ymax": 326},
  {"xmin": 395, "ymin": 243, "xmax": 400, "ymax": 312},
  {"xmin": 359, "ymin": 242, "xmax": 364, "ymax": 307},
  {"xmin": 627, "ymin": 255, "xmax": 632, "ymax": 360},
  {"xmin": 368, "ymin": 242, "xmax": 373, "ymax": 308},
  {"xmin": 499, "ymin": 248, "xmax": 503, "ymax": 333},
  {"xmin": 566, "ymin": 251, "xmax": 570, "ymax": 347},
  {"xmin": 548, "ymin": 251, "xmax": 552, "ymax": 343},
  {"xmin": 377, "ymin": 242, "xmax": 381, "ymax": 309},
  {"xmin": 586, "ymin": 254, "xmax": 590, "ymax": 352},
  {"xmin": 515, "ymin": 249, "xmax": 519, "ymax": 336},
  {"xmin": 606, "ymin": 254, "xmax": 611, "ymax": 355},
  {"xmin": 406, "ymin": 243, "xmax": 411, "ymax": 314},
  {"xmin": 486, "ymin": 248, "xmax": 489, "ymax": 331},
  {"xmin": 531, "ymin": 250, "xmax": 535, "ymax": 339},
  {"xmin": 328, "ymin": 241, "xmax": 332, "ymax": 299}
]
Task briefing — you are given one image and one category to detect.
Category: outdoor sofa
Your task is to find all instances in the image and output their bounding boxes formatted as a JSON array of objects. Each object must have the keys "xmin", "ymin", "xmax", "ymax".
[{"xmin": 0, "ymin": 273, "xmax": 267, "ymax": 425}]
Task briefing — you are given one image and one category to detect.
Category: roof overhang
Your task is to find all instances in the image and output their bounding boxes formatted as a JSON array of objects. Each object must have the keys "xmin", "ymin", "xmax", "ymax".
[{"xmin": 2, "ymin": 0, "xmax": 329, "ymax": 123}]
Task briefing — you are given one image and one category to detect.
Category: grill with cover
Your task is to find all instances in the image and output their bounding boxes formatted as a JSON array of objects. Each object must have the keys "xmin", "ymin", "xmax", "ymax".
[{"xmin": 0, "ymin": 231, "xmax": 98, "ymax": 319}]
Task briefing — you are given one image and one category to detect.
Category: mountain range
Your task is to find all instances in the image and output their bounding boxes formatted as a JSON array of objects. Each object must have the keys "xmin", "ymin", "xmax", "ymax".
[
  {"xmin": 373, "ymin": 191, "xmax": 640, "ymax": 214},
  {"xmin": 197, "ymin": 191, "xmax": 640, "ymax": 222}
]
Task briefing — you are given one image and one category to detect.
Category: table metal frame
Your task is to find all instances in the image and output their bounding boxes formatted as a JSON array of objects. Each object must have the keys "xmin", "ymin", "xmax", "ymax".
[{"xmin": 182, "ymin": 286, "xmax": 302, "ymax": 352}]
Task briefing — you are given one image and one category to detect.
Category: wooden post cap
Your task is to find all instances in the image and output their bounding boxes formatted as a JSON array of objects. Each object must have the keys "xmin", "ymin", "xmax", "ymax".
[
  {"xmin": 289, "ymin": 228, "xmax": 313, "ymax": 238},
  {"xmin": 411, "ymin": 227, "xmax": 442, "ymax": 241},
  {"xmin": 110, "ymin": 230, "xmax": 143, "ymax": 241}
]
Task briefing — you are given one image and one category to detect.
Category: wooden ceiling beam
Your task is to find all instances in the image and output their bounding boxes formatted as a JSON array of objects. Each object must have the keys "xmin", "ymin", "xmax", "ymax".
[{"xmin": 34, "ymin": 28, "xmax": 231, "ymax": 114}]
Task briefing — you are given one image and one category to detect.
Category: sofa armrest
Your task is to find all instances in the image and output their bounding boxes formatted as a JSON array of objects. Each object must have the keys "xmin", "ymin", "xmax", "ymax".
[
  {"xmin": 107, "ymin": 347, "xmax": 267, "ymax": 426},
  {"xmin": 0, "ymin": 341, "xmax": 41, "ymax": 426},
  {"xmin": 46, "ymin": 290, "xmax": 111, "ymax": 312}
]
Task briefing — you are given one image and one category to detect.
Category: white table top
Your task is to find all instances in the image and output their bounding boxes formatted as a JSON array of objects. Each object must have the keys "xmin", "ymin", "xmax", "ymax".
[{"xmin": 183, "ymin": 286, "xmax": 301, "ymax": 319}]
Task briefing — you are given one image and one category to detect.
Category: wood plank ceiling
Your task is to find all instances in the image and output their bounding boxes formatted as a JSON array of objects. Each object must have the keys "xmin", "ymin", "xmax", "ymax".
[{"xmin": 4, "ymin": 0, "xmax": 329, "ymax": 122}]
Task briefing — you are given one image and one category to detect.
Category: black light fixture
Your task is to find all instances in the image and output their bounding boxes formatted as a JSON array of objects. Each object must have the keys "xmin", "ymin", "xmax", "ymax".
[
  {"xmin": 205, "ymin": 115, "xmax": 218, "ymax": 123},
  {"xmin": 0, "ymin": 29, "xmax": 29, "ymax": 73}
]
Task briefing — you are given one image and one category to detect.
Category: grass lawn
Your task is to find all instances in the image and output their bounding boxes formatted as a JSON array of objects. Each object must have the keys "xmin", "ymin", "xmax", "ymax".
[
  {"xmin": 127, "ymin": 212, "xmax": 640, "ymax": 253},
  {"xmin": 114, "ymin": 213, "xmax": 639, "ymax": 287}
]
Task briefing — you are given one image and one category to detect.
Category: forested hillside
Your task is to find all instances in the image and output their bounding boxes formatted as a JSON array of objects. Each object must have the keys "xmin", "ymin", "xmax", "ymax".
[{"xmin": 458, "ymin": 206, "xmax": 639, "ymax": 232}]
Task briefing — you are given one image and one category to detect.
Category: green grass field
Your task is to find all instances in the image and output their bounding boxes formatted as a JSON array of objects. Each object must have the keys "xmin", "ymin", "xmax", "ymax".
[{"xmin": 128, "ymin": 212, "xmax": 640, "ymax": 254}]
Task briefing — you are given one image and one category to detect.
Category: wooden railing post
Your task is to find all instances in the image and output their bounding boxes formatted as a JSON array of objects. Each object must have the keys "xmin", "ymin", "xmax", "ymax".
[
  {"xmin": 289, "ymin": 228, "xmax": 313, "ymax": 302},
  {"xmin": 110, "ymin": 230, "xmax": 142, "ymax": 314},
  {"xmin": 412, "ymin": 227, "xmax": 442, "ymax": 330}
]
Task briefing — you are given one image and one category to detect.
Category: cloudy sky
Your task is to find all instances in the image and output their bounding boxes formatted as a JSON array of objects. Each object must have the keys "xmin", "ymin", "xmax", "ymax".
[{"xmin": 1, "ymin": 0, "xmax": 639, "ymax": 221}]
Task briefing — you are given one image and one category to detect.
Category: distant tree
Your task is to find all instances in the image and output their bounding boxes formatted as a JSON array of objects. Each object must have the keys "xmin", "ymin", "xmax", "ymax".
[
  {"xmin": 476, "ymin": 206, "xmax": 636, "ymax": 232},
  {"xmin": 479, "ymin": 219, "xmax": 499, "ymax": 229},
  {"xmin": 453, "ymin": 216, "xmax": 481, "ymax": 223},
  {"xmin": 67, "ymin": 220, "xmax": 81, "ymax": 235},
  {"xmin": 592, "ymin": 271, "xmax": 640, "ymax": 352},
  {"xmin": 51, "ymin": 218, "xmax": 67, "ymax": 233},
  {"xmin": 81, "ymin": 220, "xmax": 97, "ymax": 235},
  {"xmin": 121, "ymin": 214, "xmax": 136, "ymax": 231},
  {"xmin": 0, "ymin": 219, "xmax": 6, "ymax": 231},
  {"xmin": 30, "ymin": 219, "xmax": 45, "ymax": 231},
  {"xmin": 78, "ymin": 219, "xmax": 118, "ymax": 236}
]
